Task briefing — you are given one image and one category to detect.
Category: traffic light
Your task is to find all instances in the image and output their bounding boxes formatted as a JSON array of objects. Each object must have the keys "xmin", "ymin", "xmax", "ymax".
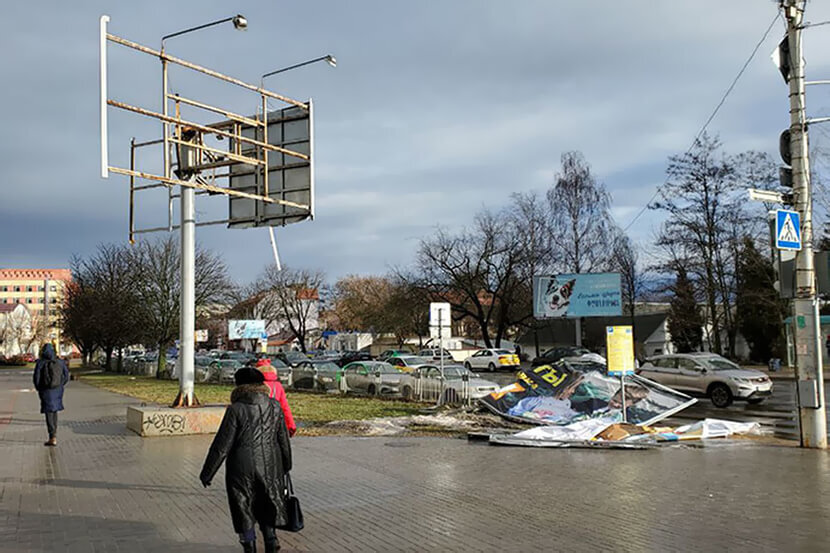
[{"xmin": 780, "ymin": 166, "xmax": 794, "ymax": 207}]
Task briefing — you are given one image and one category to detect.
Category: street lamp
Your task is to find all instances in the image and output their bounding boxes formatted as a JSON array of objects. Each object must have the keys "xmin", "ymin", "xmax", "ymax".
[
  {"xmin": 161, "ymin": 14, "xmax": 247, "ymax": 49},
  {"xmin": 260, "ymin": 54, "xmax": 337, "ymax": 85},
  {"xmin": 159, "ymin": 15, "xmax": 248, "ymax": 408},
  {"xmin": 260, "ymin": 54, "xmax": 337, "ymax": 271}
]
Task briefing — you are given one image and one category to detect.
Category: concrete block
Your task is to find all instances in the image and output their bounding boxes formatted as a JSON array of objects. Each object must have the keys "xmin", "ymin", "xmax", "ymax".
[{"xmin": 126, "ymin": 405, "xmax": 227, "ymax": 437}]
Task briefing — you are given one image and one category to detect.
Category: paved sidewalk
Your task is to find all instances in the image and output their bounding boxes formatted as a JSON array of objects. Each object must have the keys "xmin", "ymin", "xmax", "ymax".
[{"xmin": 2, "ymin": 368, "xmax": 830, "ymax": 552}]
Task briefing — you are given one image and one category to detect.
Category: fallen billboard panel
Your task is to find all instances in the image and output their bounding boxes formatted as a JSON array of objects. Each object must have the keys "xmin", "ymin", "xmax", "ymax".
[
  {"xmin": 488, "ymin": 418, "xmax": 761, "ymax": 448},
  {"xmin": 479, "ymin": 359, "xmax": 696, "ymax": 428}
]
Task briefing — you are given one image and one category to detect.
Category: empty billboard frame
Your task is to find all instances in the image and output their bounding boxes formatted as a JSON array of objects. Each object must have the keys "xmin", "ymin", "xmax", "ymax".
[{"xmin": 227, "ymin": 102, "xmax": 314, "ymax": 228}]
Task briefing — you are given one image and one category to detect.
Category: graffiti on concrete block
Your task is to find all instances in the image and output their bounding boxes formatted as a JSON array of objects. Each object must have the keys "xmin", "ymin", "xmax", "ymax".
[{"xmin": 143, "ymin": 412, "xmax": 186, "ymax": 434}]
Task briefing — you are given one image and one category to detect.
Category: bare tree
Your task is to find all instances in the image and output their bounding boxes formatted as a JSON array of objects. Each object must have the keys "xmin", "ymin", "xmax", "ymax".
[
  {"xmin": 548, "ymin": 151, "xmax": 616, "ymax": 273},
  {"xmin": 60, "ymin": 280, "xmax": 99, "ymax": 365},
  {"xmin": 609, "ymin": 231, "xmax": 645, "ymax": 323},
  {"xmin": 332, "ymin": 275, "xmax": 430, "ymax": 347},
  {"xmin": 133, "ymin": 237, "xmax": 232, "ymax": 376},
  {"xmin": 409, "ymin": 208, "xmax": 528, "ymax": 348},
  {"xmin": 651, "ymin": 134, "xmax": 776, "ymax": 357},
  {"xmin": 255, "ymin": 266, "xmax": 325, "ymax": 353},
  {"xmin": 3, "ymin": 306, "xmax": 33, "ymax": 355},
  {"xmin": 61, "ymin": 245, "xmax": 143, "ymax": 370}
]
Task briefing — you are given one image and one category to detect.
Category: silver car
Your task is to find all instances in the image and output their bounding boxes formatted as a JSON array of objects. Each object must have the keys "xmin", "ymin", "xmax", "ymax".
[
  {"xmin": 637, "ymin": 353, "xmax": 773, "ymax": 408},
  {"xmin": 400, "ymin": 365, "xmax": 499, "ymax": 402},
  {"xmin": 341, "ymin": 361, "xmax": 404, "ymax": 396}
]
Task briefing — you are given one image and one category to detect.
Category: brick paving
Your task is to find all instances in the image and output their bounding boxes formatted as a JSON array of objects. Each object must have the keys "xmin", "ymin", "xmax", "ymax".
[{"xmin": 2, "ymin": 368, "xmax": 830, "ymax": 552}]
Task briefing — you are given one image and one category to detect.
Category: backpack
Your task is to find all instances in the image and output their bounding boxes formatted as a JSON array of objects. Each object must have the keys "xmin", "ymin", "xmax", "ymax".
[{"xmin": 40, "ymin": 360, "xmax": 63, "ymax": 390}]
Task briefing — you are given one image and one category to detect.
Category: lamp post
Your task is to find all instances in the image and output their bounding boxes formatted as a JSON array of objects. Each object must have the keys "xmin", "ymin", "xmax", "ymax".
[
  {"xmin": 260, "ymin": 54, "xmax": 336, "ymax": 271},
  {"xmin": 160, "ymin": 15, "xmax": 247, "ymax": 407}
]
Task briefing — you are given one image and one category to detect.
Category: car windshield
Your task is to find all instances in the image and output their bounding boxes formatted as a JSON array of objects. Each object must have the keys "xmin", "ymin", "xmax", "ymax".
[
  {"xmin": 224, "ymin": 360, "xmax": 243, "ymax": 369},
  {"xmin": 442, "ymin": 366, "xmax": 471, "ymax": 379},
  {"xmin": 495, "ymin": 350, "xmax": 513, "ymax": 355},
  {"xmin": 268, "ymin": 357, "xmax": 288, "ymax": 368},
  {"xmin": 706, "ymin": 358, "xmax": 742, "ymax": 371},
  {"xmin": 368, "ymin": 362, "xmax": 398, "ymax": 374},
  {"xmin": 402, "ymin": 356, "xmax": 431, "ymax": 365},
  {"xmin": 284, "ymin": 352, "xmax": 308, "ymax": 361},
  {"xmin": 313, "ymin": 362, "xmax": 340, "ymax": 373},
  {"xmin": 194, "ymin": 357, "xmax": 211, "ymax": 367}
]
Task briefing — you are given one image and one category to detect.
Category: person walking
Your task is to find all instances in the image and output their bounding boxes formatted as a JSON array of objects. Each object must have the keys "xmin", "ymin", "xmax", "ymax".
[
  {"xmin": 256, "ymin": 358, "xmax": 297, "ymax": 436},
  {"xmin": 200, "ymin": 368, "xmax": 292, "ymax": 553},
  {"xmin": 32, "ymin": 343, "xmax": 69, "ymax": 447}
]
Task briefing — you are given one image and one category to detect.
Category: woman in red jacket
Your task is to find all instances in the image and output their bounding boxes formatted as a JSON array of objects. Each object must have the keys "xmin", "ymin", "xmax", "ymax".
[{"xmin": 256, "ymin": 358, "xmax": 297, "ymax": 436}]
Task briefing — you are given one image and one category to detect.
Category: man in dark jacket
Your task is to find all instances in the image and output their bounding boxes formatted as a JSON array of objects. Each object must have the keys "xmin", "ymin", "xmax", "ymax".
[
  {"xmin": 32, "ymin": 343, "xmax": 69, "ymax": 447},
  {"xmin": 200, "ymin": 368, "xmax": 292, "ymax": 553}
]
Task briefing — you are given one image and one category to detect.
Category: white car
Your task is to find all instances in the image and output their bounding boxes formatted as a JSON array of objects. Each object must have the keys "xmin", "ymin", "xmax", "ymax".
[
  {"xmin": 637, "ymin": 353, "xmax": 773, "ymax": 407},
  {"xmin": 463, "ymin": 349, "xmax": 520, "ymax": 372},
  {"xmin": 399, "ymin": 365, "xmax": 500, "ymax": 402}
]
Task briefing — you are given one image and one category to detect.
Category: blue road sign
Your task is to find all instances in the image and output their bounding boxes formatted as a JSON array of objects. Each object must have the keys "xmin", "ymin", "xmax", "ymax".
[{"xmin": 776, "ymin": 209, "xmax": 801, "ymax": 251}]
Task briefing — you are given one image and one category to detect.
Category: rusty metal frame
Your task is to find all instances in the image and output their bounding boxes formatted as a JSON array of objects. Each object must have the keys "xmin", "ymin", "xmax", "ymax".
[{"xmin": 103, "ymin": 29, "xmax": 314, "ymax": 240}]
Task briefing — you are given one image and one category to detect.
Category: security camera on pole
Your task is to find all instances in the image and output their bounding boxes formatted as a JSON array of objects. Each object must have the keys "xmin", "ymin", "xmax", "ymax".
[{"xmin": 778, "ymin": 0, "xmax": 827, "ymax": 449}]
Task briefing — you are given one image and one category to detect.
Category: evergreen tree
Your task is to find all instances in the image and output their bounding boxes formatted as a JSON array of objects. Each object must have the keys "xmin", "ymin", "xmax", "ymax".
[
  {"xmin": 668, "ymin": 267, "xmax": 704, "ymax": 353},
  {"xmin": 735, "ymin": 237, "xmax": 786, "ymax": 362}
]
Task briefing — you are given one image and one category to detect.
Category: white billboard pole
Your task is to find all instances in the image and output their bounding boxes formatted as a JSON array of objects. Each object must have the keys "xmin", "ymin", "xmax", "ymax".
[{"xmin": 99, "ymin": 15, "xmax": 110, "ymax": 179}]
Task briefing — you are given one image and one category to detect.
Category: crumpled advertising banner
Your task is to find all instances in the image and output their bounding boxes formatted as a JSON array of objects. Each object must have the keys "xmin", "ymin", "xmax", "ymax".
[{"xmin": 480, "ymin": 360, "xmax": 695, "ymax": 427}]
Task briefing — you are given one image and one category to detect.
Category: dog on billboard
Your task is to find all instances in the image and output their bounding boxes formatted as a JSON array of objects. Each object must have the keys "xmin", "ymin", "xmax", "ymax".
[{"xmin": 544, "ymin": 278, "xmax": 576, "ymax": 317}]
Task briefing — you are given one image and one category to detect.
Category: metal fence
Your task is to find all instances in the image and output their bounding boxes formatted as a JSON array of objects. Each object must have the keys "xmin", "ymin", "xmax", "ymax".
[{"xmin": 109, "ymin": 359, "xmax": 476, "ymax": 405}]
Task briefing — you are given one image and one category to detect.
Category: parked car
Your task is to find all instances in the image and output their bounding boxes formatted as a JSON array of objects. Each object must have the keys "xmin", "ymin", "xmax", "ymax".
[
  {"xmin": 387, "ymin": 355, "xmax": 433, "ymax": 373},
  {"xmin": 273, "ymin": 351, "xmax": 311, "ymax": 367},
  {"xmin": 463, "ymin": 349, "xmax": 520, "ymax": 372},
  {"xmin": 400, "ymin": 365, "xmax": 500, "ymax": 401},
  {"xmin": 531, "ymin": 346, "xmax": 593, "ymax": 367},
  {"xmin": 334, "ymin": 350, "xmax": 372, "ymax": 367},
  {"xmin": 377, "ymin": 349, "xmax": 413, "ymax": 362},
  {"xmin": 194, "ymin": 356, "xmax": 214, "ymax": 382},
  {"xmin": 293, "ymin": 360, "xmax": 341, "ymax": 391},
  {"xmin": 313, "ymin": 350, "xmax": 342, "ymax": 361},
  {"xmin": 220, "ymin": 351, "xmax": 256, "ymax": 364},
  {"xmin": 340, "ymin": 361, "xmax": 404, "ymax": 396},
  {"xmin": 418, "ymin": 348, "xmax": 454, "ymax": 363},
  {"xmin": 210, "ymin": 359, "xmax": 245, "ymax": 383},
  {"xmin": 637, "ymin": 353, "xmax": 773, "ymax": 408}
]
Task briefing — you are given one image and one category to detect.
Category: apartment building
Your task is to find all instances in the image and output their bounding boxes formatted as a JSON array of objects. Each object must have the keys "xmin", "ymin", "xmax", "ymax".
[{"xmin": 0, "ymin": 268, "xmax": 71, "ymax": 352}]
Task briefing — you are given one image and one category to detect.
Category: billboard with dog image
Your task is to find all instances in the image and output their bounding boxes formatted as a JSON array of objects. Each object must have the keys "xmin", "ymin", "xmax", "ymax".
[{"xmin": 532, "ymin": 273, "xmax": 622, "ymax": 318}]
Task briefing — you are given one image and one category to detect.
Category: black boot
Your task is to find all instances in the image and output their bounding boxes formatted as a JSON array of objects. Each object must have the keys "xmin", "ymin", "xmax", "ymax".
[
  {"xmin": 262, "ymin": 527, "xmax": 280, "ymax": 553},
  {"xmin": 241, "ymin": 541, "xmax": 256, "ymax": 553}
]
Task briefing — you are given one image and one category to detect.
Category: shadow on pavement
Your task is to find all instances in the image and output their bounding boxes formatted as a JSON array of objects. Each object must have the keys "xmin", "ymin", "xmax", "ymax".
[
  {"xmin": 0, "ymin": 509, "xmax": 233, "ymax": 552},
  {"xmin": 34, "ymin": 478, "xmax": 204, "ymax": 496}
]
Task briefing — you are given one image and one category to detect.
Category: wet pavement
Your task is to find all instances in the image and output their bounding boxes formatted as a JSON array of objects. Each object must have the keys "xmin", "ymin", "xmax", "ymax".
[{"xmin": 2, "ymin": 368, "xmax": 830, "ymax": 552}]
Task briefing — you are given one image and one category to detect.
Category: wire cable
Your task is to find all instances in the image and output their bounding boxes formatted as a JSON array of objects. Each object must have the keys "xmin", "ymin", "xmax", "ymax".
[{"xmin": 622, "ymin": 10, "xmax": 783, "ymax": 232}]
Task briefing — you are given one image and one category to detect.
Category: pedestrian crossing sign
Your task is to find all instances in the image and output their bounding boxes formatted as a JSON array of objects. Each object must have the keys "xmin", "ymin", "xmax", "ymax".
[{"xmin": 776, "ymin": 209, "xmax": 801, "ymax": 251}]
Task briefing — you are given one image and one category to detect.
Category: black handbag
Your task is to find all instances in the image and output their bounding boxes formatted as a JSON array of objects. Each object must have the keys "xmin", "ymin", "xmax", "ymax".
[{"xmin": 279, "ymin": 473, "xmax": 304, "ymax": 532}]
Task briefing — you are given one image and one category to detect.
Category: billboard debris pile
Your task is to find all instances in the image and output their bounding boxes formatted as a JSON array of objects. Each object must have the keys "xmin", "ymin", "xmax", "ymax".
[
  {"xmin": 489, "ymin": 418, "xmax": 761, "ymax": 448},
  {"xmin": 480, "ymin": 359, "xmax": 696, "ymax": 427},
  {"xmin": 480, "ymin": 359, "xmax": 761, "ymax": 448}
]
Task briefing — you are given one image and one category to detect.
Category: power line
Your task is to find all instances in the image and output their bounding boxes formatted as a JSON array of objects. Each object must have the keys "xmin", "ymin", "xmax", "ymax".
[{"xmin": 622, "ymin": 11, "xmax": 783, "ymax": 232}]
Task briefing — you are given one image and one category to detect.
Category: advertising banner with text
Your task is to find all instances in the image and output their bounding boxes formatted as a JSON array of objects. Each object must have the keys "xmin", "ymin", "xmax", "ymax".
[{"xmin": 533, "ymin": 273, "xmax": 622, "ymax": 318}]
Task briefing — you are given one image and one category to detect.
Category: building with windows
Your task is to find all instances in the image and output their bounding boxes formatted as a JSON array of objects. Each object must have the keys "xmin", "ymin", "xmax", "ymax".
[{"xmin": 0, "ymin": 269, "xmax": 71, "ymax": 354}]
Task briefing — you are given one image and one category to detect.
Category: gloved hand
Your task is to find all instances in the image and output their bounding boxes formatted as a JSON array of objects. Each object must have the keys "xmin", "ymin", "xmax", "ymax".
[{"xmin": 201, "ymin": 478, "xmax": 211, "ymax": 488}]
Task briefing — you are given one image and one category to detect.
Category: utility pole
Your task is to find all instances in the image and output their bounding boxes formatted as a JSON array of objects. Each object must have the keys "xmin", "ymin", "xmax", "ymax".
[{"xmin": 782, "ymin": 0, "xmax": 827, "ymax": 448}]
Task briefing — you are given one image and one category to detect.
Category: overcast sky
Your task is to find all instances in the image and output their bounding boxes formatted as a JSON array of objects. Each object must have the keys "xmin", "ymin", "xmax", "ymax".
[{"xmin": 4, "ymin": 1, "xmax": 830, "ymax": 284}]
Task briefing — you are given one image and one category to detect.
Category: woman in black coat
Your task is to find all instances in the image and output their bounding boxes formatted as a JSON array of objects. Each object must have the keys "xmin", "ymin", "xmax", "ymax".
[
  {"xmin": 32, "ymin": 343, "xmax": 69, "ymax": 446},
  {"xmin": 200, "ymin": 368, "xmax": 292, "ymax": 553}
]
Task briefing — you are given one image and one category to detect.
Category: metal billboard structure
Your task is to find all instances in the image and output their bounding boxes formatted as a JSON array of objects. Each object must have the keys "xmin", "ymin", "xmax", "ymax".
[
  {"xmin": 228, "ymin": 104, "xmax": 315, "ymax": 229},
  {"xmin": 99, "ymin": 15, "xmax": 316, "ymax": 406}
]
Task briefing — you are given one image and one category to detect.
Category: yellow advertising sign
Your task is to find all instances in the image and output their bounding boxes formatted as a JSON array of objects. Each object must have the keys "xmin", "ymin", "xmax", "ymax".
[{"xmin": 606, "ymin": 325, "xmax": 635, "ymax": 376}]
